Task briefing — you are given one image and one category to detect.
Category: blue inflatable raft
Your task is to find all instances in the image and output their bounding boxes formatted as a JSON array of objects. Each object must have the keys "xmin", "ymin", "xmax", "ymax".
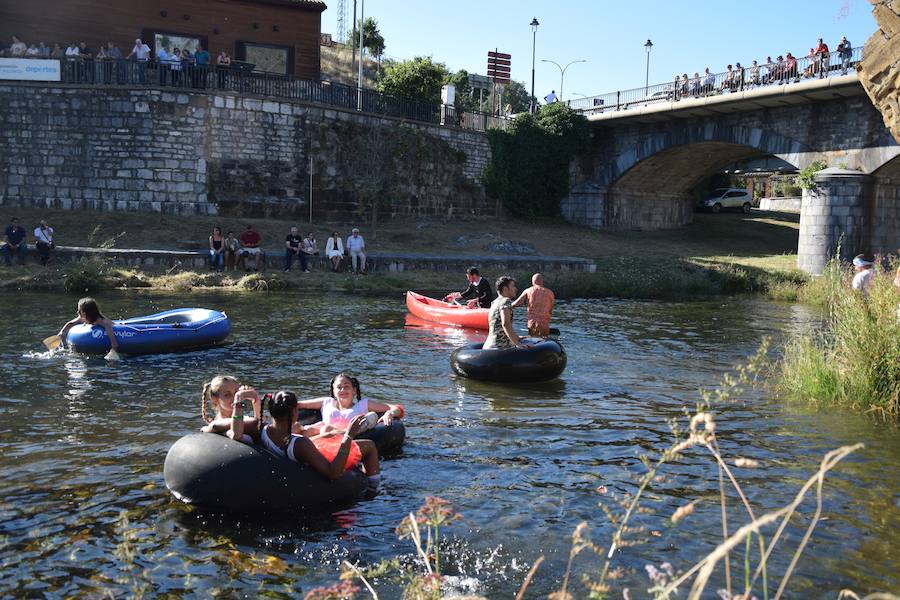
[{"xmin": 66, "ymin": 308, "xmax": 230, "ymax": 355}]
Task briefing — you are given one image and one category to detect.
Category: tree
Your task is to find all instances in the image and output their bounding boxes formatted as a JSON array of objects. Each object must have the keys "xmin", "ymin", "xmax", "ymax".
[
  {"xmin": 350, "ymin": 17, "xmax": 385, "ymax": 59},
  {"xmin": 377, "ymin": 56, "xmax": 449, "ymax": 104},
  {"xmin": 447, "ymin": 69, "xmax": 477, "ymax": 113},
  {"xmin": 502, "ymin": 80, "xmax": 534, "ymax": 114}
]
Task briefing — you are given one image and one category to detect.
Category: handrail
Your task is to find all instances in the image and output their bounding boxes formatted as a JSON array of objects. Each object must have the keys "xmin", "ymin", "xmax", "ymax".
[
  {"xmin": 5, "ymin": 57, "xmax": 511, "ymax": 133},
  {"xmin": 569, "ymin": 46, "xmax": 864, "ymax": 115}
]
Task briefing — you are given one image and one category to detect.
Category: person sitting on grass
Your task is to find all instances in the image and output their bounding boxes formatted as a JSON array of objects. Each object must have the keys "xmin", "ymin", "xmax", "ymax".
[
  {"xmin": 238, "ymin": 224, "xmax": 262, "ymax": 272},
  {"xmin": 448, "ymin": 267, "xmax": 494, "ymax": 309},
  {"xmin": 483, "ymin": 276, "xmax": 530, "ymax": 350},
  {"xmin": 199, "ymin": 375, "xmax": 263, "ymax": 443},
  {"xmin": 325, "ymin": 231, "xmax": 344, "ymax": 272},
  {"xmin": 511, "ymin": 273, "xmax": 556, "ymax": 337},
  {"xmin": 57, "ymin": 297, "xmax": 120, "ymax": 352},
  {"xmin": 2, "ymin": 217, "xmax": 28, "ymax": 266},
  {"xmin": 851, "ymin": 254, "xmax": 876, "ymax": 296}
]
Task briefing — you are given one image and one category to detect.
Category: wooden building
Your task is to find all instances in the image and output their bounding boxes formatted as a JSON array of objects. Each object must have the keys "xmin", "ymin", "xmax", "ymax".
[{"xmin": 0, "ymin": 0, "xmax": 326, "ymax": 79}]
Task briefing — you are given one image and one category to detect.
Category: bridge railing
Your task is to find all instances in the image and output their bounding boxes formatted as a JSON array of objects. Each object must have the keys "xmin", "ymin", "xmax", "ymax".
[
  {"xmin": 570, "ymin": 46, "xmax": 864, "ymax": 115},
  {"xmin": 19, "ymin": 58, "xmax": 511, "ymax": 133}
]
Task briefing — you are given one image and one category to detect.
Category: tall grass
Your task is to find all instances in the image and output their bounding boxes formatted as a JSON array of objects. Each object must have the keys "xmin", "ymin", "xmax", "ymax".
[{"xmin": 774, "ymin": 259, "xmax": 900, "ymax": 418}]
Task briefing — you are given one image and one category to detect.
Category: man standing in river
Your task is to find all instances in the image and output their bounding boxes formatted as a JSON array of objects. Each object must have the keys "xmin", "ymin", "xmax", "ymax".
[{"xmin": 512, "ymin": 273, "xmax": 555, "ymax": 337}]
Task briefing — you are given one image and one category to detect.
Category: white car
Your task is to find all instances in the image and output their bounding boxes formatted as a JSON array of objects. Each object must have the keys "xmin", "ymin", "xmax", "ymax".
[{"xmin": 702, "ymin": 188, "xmax": 752, "ymax": 213}]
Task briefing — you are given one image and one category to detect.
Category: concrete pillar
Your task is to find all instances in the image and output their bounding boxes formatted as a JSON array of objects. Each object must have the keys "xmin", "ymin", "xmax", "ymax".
[{"xmin": 797, "ymin": 168, "xmax": 873, "ymax": 275}]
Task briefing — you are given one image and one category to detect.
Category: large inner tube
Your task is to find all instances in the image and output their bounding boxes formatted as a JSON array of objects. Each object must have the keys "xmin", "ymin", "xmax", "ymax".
[
  {"xmin": 296, "ymin": 409, "xmax": 406, "ymax": 454},
  {"xmin": 163, "ymin": 433, "xmax": 367, "ymax": 511},
  {"xmin": 450, "ymin": 338, "xmax": 567, "ymax": 383}
]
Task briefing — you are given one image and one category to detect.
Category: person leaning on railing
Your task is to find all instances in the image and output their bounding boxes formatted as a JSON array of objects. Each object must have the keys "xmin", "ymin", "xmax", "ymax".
[{"xmin": 837, "ymin": 36, "xmax": 853, "ymax": 75}]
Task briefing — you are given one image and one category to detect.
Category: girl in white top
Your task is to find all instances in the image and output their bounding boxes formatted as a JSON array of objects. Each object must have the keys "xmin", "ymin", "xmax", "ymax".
[{"xmin": 297, "ymin": 373, "xmax": 403, "ymax": 436}]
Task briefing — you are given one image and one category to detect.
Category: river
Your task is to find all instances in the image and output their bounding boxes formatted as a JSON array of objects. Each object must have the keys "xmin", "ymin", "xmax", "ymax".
[{"xmin": 1, "ymin": 291, "xmax": 897, "ymax": 598}]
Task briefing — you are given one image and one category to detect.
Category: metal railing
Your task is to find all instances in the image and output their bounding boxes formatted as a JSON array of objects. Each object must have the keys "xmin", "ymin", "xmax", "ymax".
[
  {"xmin": 569, "ymin": 46, "xmax": 864, "ymax": 115},
  {"xmin": 16, "ymin": 58, "xmax": 511, "ymax": 132}
]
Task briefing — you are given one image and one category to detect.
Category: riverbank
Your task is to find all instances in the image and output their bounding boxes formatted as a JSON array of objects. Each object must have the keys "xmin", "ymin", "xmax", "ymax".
[{"xmin": 0, "ymin": 206, "xmax": 808, "ymax": 299}]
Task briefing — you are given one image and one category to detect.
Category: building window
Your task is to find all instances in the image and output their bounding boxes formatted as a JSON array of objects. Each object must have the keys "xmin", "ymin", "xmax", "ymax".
[
  {"xmin": 236, "ymin": 41, "xmax": 293, "ymax": 75},
  {"xmin": 143, "ymin": 29, "xmax": 206, "ymax": 56}
]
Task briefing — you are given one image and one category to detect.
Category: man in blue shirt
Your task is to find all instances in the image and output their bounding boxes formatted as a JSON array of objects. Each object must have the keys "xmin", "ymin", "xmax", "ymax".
[{"xmin": 2, "ymin": 217, "xmax": 28, "ymax": 266}]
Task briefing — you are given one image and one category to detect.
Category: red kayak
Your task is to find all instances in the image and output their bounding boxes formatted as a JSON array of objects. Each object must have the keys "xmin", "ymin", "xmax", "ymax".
[{"xmin": 406, "ymin": 291, "xmax": 489, "ymax": 330}]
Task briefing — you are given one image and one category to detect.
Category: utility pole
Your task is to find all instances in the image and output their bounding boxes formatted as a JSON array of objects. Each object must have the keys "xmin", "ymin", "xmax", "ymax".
[
  {"xmin": 350, "ymin": 0, "xmax": 357, "ymax": 73},
  {"xmin": 357, "ymin": 0, "xmax": 364, "ymax": 110}
]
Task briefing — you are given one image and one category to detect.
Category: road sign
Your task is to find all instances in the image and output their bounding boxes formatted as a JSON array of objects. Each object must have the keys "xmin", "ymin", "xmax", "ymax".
[{"xmin": 487, "ymin": 50, "xmax": 512, "ymax": 84}]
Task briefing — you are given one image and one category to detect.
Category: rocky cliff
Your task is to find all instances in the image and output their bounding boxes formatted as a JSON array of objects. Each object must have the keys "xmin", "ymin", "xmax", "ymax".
[{"xmin": 860, "ymin": 0, "xmax": 900, "ymax": 143}]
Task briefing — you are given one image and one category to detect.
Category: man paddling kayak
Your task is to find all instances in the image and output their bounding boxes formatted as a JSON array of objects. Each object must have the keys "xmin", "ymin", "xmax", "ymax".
[{"xmin": 447, "ymin": 267, "xmax": 494, "ymax": 309}]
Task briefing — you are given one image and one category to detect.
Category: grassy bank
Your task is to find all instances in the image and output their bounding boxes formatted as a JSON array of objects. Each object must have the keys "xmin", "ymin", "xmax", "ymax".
[
  {"xmin": 773, "ymin": 260, "xmax": 900, "ymax": 418},
  {"xmin": 0, "ymin": 206, "xmax": 809, "ymax": 299}
]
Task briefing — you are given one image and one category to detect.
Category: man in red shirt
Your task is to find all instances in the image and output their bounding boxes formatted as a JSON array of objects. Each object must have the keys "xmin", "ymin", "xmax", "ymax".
[
  {"xmin": 238, "ymin": 224, "xmax": 263, "ymax": 271},
  {"xmin": 814, "ymin": 38, "xmax": 830, "ymax": 77}
]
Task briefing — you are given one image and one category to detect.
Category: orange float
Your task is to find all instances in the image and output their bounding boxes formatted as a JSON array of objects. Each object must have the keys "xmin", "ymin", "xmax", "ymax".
[{"xmin": 406, "ymin": 291, "xmax": 489, "ymax": 330}]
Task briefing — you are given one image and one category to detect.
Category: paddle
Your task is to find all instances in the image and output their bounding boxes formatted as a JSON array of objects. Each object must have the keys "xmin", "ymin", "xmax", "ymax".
[{"xmin": 42, "ymin": 335, "xmax": 61, "ymax": 351}]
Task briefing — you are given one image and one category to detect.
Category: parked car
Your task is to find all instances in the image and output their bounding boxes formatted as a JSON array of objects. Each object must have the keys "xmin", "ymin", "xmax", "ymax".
[{"xmin": 701, "ymin": 188, "xmax": 752, "ymax": 213}]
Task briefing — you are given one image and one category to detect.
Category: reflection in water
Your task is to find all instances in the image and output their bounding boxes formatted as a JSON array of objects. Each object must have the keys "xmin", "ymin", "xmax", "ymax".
[{"xmin": 0, "ymin": 291, "xmax": 896, "ymax": 598}]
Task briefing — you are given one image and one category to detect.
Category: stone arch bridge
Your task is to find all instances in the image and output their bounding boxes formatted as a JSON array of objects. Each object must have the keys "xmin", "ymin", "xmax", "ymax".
[{"xmin": 562, "ymin": 76, "xmax": 900, "ymax": 272}]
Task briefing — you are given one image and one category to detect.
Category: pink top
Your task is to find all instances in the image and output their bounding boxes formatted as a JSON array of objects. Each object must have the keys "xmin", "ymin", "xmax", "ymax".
[{"xmin": 524, "ymin": 286, "xmax": 555, "ymax": 326}]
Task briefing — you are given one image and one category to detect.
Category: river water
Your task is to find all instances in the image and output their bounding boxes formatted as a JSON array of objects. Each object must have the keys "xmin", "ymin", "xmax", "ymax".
[{"xmin": 1, "ymin": 291, "xmax": 897, "ymax": 598}]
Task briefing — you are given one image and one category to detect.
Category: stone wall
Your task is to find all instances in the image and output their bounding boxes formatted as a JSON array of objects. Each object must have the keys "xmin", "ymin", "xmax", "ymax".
[
  {"xmin": 859, "ymin": 0, "xmax": 900, "ymax": 144},
  {"xmin": 0, "ymin": 83, "xmax": 493, "ymax": 219}
]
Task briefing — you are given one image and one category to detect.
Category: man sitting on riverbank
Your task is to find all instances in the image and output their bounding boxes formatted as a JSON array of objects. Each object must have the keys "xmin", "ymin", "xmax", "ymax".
[
  {"xmin": 34, "ymin": 219, "xmax": 54, "ymax": 266},
  {"xmin": 512, "ymin": 273, "xmax": 555, "ymax": 337},
  {"xmin": 239, "ymin": 224, "xmax": 262, "ymax": 272},
  {"xmin": 2, "ymin": 217, "xmax": 28, "ymax": 266},
  {"xmin": 346, "ymin": 228, "xmax": 366, "ymax": 274},
  {"xmin": 449, "ymin": 267, "xmax": 494, "ymax": 309}
]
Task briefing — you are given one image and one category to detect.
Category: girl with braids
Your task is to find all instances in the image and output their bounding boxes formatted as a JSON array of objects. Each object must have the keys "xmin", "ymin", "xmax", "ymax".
[
  {"xmin": 262, "ymin": 391, "xmax": 382, "ymax": 490},
  {"xmin": 199, "ymin": 375, "xmax": 263, "ymax": 444},
  {"xmin": 296, "ymin": 373, "xmax": 405, "ymax": 437}
]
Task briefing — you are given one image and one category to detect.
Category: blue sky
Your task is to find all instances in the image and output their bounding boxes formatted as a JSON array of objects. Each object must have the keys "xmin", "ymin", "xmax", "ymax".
[{"xmin": 322, "ymin": 0, "xmax": 878, "ymax": 102}]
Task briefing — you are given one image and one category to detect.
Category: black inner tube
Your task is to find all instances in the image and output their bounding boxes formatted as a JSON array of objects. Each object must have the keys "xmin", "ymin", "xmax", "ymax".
[{"xmin": 451, "ymin": 339, "xmax": 566, "ymax": 383}]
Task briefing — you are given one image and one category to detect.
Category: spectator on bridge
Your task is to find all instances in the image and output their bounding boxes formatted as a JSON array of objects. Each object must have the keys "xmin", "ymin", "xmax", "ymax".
[
  {"xmin": 803, "ymin": 48, "xmax": 817, "ymax": 78},
  {"xmin": 814, "ymin": 38, "xmax": 830, "ymax": 77},
  {"xmin": 346, "ymin": 228, "xmax": 366, "ymax": 275},
  {"xmin": 65, "ymin": 42, "xmax": 80, "ymax": 59},
  {"xmin": 702, "ymin": 68, "xmax": 715, "ymax": 95},
  {"xmin": 784, "ymin": 53, "xmax": 798, "ymax": 82},
  {"xmin": 748, "ymin": 60, "xmax": 761, "ymax": 87},
  {"xmin": 677, "ymin": 74, "xmax": 689, "ymax": 99},
  {"xmin": 38, "ymin": 42, "xmax": 50, "ymax": 58},
  {"xmin": 544, "ymin": 90, "xmax": 558, "ymax": 104},
  {"xmin": 25, "ymin": 44, "xmax": 40, "ymax": 58},
  {"xmin": 34, "ymin": 219, "xmax": 54, "ymax": 266},
  {"xmin": 689, "ymin": 72, "xmax": 701, "ymax": 96},
  {"xmin": 106, "ymin": 42, "xmax": 123, "ymax": 60},
  {"xmin": 837, "ymin": 36, "xmax": 853, "ymax": 74},
  {"xmin": 193, "ymin": 43, "xmax": 209, "ymax": 87},
  {"xmin": 325, "ymin": 231, "xmax": 344, "ymax": 272},
  {"xmin": 169, "ymin": 47, "xmax": 183, "ymax": 86},
  {"xmin": 761, "ymin": 56, "xmax": 774, "ymax": 84},
  {"xmin": 2, "ymin": 217, "xmax": 28, "ymax": 266},
  {"xmin": 50, "ymin": 43, "xmax": 64, "ymax": 59},
  {"xmin": 733, "ymin": 62, "xmax": 745, "ymax": 90},
  {"xmin": 719, "ymin": 65, "xmax": 734, "ymax": 92},
  {"xmin": 78, "ymin": 42, "xmax": 93, "ymax": 59},
  {"xmin": 239, "ymin": 224, "xmax": 263, "ymax": 271},
  {"xmin": 9, "ymin": 35, "xmax": 27, "ymax": 58},
  {"xmin": 156, "ymin": 45, "xmax": 171, "ymax": 85},
  {"xmin": 217, "ymin": 50, "xmax": 232, "ymax": 87}
]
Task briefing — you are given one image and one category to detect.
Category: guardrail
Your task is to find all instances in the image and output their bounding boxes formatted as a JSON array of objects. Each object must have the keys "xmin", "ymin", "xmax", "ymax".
[
  {"xmin": 11, "ymin": 58, "xmax": 510, "ymax": 132},
  {"xmin": 569, "ymin": 46, "xmax": 864, "ymax": 115}
]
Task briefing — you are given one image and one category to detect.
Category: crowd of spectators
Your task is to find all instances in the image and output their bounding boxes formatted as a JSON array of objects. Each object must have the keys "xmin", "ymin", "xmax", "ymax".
[
  {"xmin": 669, "ymin": 36, "xmax": 855, "ymax": 101},
  {"xmin": 207, "ymin": 225, "xmax": 369, "ymax": 275}
]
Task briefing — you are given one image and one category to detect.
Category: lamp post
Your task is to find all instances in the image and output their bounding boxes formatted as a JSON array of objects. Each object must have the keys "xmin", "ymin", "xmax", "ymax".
[
  {"xmin": 644, "ymin": 38, "xmax": 653, "ymax": 93},
  {"xmin": 541, "ymin": 58, "xmax": 586, "ymax": 102},
  {"xmin": 530, "ymin": 17, "xmax": 539, "ymax": 113},
  {"xmin": 357, "ymin": 0, "xmax": 364, "ymax": 110}
]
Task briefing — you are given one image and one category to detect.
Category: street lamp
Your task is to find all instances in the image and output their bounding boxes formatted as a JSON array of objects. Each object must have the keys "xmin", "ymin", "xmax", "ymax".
[
  {"xmin": 644, "ymin": 38, "xmax": 653, "ymax": 93},
  {"xmin": 541, "ymin": 58, "xmax": 586, "ymax": 102},
  {"xmin": 530, "ymin": 17, "xmax": 539, "ymax": 113}
]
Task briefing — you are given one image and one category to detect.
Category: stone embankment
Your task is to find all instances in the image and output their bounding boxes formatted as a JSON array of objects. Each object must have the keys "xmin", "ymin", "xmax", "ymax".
[{"xmin": 860, "ymin": 0, "xmax": 900, "ymax": 144}]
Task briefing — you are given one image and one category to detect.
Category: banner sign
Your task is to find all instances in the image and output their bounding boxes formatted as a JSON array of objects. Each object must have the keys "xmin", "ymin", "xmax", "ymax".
[{"xmin": 0, "ymin": 58, "xmax": 61, "ymax": 81}]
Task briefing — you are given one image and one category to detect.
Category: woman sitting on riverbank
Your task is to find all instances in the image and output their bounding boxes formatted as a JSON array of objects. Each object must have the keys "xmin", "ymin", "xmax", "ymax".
[
  {"xmin": 263, "ymin": 391, "xmax": 381, "ymax": 489},
  {"xmin": 199, "ymin": 375, "xmax": 263, "ymax": 443},
  {"xmin": 296, "ymin": 373, "xmax": 403, "ymax": 437}
]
